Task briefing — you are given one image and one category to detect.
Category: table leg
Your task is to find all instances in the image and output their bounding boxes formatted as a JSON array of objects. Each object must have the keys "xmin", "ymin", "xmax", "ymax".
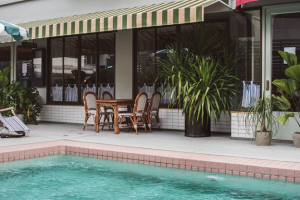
[
  {"xmin": 95, "ymin": 105, "xmax": 99, "ymax": 133},
  {"xmin": 114, "ymin": 105, "xmax": 120, "ymax": 134}
]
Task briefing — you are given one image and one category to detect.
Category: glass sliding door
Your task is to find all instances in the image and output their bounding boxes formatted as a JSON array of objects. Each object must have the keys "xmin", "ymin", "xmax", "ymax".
[
  {"xmin": 264, "ymin": 3, "xmax": 300, "ymax": 97},
  {"xmin": 271, "ymin": 12, "xmax": 300, "ymax": 95},
  {"xmin": 263, "ymin": 3, "xmax": 300, "ymax": 140},
  {"xmin": 228, "ymin": 10, "xmax": 261, "ymax": 109}
]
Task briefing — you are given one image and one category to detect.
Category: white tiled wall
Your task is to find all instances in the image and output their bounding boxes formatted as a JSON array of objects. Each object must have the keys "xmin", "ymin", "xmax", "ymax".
[
  {"xmin": 38, "ymin": 105, "xmax": 231, "ymax": 132},
  {"xmin": 38, "ymin": 105, "xmax": 185, "ymax": 130},
  {"xmin": 159, "ymin": 109, "xmax": 185, "ymax": 130},
  {"xmin": 231, "ymin": 112, "xmax": 254, "ymax": 139},
  {"xmin": 210, "ymin": 113, "xmax": 231, "ymax": 133}
]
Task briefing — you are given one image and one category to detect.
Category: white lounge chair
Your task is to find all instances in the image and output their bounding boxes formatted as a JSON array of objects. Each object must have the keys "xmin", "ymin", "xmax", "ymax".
[{"xmin": 0, "ymin": 107, "xmax": 30, "ymax": 138}]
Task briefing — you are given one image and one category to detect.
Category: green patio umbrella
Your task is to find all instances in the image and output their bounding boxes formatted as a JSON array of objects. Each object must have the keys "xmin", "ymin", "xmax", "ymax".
[{"xmin": 0, "ymin": 20, "xmax": 30, "ymax": 42}]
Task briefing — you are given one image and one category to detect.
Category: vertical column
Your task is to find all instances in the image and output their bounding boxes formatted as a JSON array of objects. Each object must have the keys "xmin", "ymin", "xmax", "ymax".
[{"xmin": 115, "ymin": 29, "xmax": 133, "ymax": 99}]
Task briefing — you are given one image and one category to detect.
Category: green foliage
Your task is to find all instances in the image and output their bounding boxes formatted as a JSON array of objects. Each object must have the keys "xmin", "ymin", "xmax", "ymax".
[
  {"xmin": 180, "ymin": 23, "xmax": 242, "ymax": 73},
  {"xmin": 272, "ymin": 93, "xmax": 291, "ymax": 111},
  {"xmin": 0, "ymin": 67, "xmax": 11, "ymax": 109},
  {"xmin": 277, "ymin": 113, "xmax": 294, "ymax": 126},
  {"xmin": 285, "ymin": 65, "xmax": 300, "ymax": 83},
  {"xmin": 239, "ymin": 95, "xmax": 278, "ymax": 138},
  {"xmin": 157, "ymin": 50, "xmax": 237, "ymax": 127},
  {"xmin": 278, "ymin": 50, "xmax": 297, "ymax": 67},
  {"xmin": 0, "ymin": 76, "xmax": 9, "ymax": 89},
  {"xmin": 273, "ymin": 78, "xmax": 298, "ymax": 97},
  {"xmin": 156, "ymin": 23, "xmax": 239, "ymax": 127},
  {"xmin": 3, "ymin": 81, "xmax": 42, "ymax": 124},
  {"xmin": 272, "ymin": 51, "xmax": 300, "ymax": 128},
  {"xmin": 180, "ymin": 23, "xmax": 223, "ymax": 58}
]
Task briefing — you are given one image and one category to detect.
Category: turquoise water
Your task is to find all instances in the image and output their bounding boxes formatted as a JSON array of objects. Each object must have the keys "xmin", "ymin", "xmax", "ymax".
[{"xmin": 0, "ymin": 155, "xmax": 299, "ymax": 200}]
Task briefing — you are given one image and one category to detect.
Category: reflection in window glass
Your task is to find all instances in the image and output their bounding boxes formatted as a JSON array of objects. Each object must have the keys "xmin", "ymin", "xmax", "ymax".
[
  {"xmin": 33, "ymin": 51, "xmax": 42, "ymax": 78},
  {"xmin": 156, "ymin": 26, "xmax": 177, "ymax": 103},
  {"xmin": 136, "ymin": 28, "xmax": 155, "ymax": 99},
  {"xmin": 81, "ymin": 34, "xmax": 97, "ymax": 100},
  {"xmin": 0, "ymin": 46, "xmax": 11, "ymax": 81},
  {"xmin": 64, "ymin": 36, "xmax": 79, "ymax": 102},
  {"xmin": 50, "ymin": 33, "xmax": 115, "ymax": 103},
  {"xmin": 234, "ymin": 11, "xmax": 261, "ymax": 109},
  {"xmin": 272, "ymin": 12, "xmax": 300, "ymax": 95},
  {"xmin": 136, "ymin": 27, "xmax": 178, "ymax": 102},
  {"xmin": 51, "ymin": 38, "xmax": 63, "ymax": 101},
  {"xmin": 98, "ymin": 33, "xmax": 115, "ymax": 99}
]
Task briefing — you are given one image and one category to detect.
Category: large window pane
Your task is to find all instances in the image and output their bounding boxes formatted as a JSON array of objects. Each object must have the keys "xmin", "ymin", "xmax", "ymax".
[
  {"xmin": 50, "ymin": 33, "xmax": 115, "ymax": 104},
  {"xmin": 0, "ymin": 46, "xmax": 11, "ymax": 81},
  {"xmin": 272, "ymin": 12, "xmax": 300, "ymax": 95},
  {"xmin": 33, "ymin": 50, "xmax": 42, "ymax": 78},
  {"xmin": 234, "ymin": 11, "xmax": 261, "ymax": 109},
  {"xmin": 136, "ymin": 28, "xmax": 155, "ymax": 99},
  {"xmin": 156, "ymin": 26, "xmax": 177, "ymax": 103},
  {"xmin": 81, "ymin": 34, "xmax": 97, "ymax": 99},
  {"xmin": 51, "ymin": 38, "xmax": 63, "ymax": 102},
  {"xmin": 64, "ymin": 36, "xmax": 79, "ymax": 102},
  {"xmin": 98, "ymin": 33, "xmax": 115, "ymax": 98}
]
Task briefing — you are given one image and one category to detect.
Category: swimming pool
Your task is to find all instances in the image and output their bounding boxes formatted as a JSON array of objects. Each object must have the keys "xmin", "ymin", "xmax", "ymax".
[{"xmin": 0, "ymin": 155, "xmax": 299, "ymax": 199}]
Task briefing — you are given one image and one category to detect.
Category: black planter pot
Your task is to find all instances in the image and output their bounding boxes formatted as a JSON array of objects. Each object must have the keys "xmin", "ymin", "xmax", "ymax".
[{"xmin": 185, "ymin": 113, "xmax": 211, "ymax": 137}]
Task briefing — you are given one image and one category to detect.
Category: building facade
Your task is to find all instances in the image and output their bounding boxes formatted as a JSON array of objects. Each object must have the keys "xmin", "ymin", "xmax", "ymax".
[{"xmin": 0, "ymin": 0, "xmax": 299, "ymax": 140}]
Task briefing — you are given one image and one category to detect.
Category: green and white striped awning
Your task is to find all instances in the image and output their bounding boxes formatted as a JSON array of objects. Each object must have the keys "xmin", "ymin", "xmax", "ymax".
[{"xmin": 18, "ymin": 0, "xmax": 230, "ymax": 40}]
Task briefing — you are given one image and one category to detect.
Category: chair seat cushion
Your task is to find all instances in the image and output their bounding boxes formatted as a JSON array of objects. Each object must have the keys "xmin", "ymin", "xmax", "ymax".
[
  {"xmin": 99, "ymin": 112, "xmax": 113, "ymax": 115},
  {"xmin": 150, "ymin": 110, "xmax": 157, "ymax": 115},
  {"xmin": 88, "ymin": 110, "xmax": 112, "ymax": 115},
  {"xmin": 118, "ymin": 113, "xmax": 133, "ymax": 117}
]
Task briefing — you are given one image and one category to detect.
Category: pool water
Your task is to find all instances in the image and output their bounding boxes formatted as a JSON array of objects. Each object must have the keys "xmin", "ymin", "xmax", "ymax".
[{"xmin": 0, "ymin": 155, "xmax": 299, "ymax": 200}]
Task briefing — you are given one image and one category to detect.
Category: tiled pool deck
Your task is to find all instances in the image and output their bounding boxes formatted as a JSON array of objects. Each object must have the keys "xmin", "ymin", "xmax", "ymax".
[{"xmin": 1, "ymin": 140, "xmax": 300, "ymax": 183}]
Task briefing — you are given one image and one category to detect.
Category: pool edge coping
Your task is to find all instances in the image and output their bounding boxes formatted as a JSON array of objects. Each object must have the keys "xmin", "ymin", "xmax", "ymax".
[{"xmin": 0, "ymin": 140, "xmax": 299, "ymax": 183}]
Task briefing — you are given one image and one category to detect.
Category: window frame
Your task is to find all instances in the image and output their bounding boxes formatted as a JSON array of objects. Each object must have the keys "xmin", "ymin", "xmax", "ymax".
[
  {"xmin": 47, "ymin": 32, "xmax": 116, "ymax": 105},
  {"xmin": 133, "ymin": 21, "xmax": 229, "ymax": 107}
]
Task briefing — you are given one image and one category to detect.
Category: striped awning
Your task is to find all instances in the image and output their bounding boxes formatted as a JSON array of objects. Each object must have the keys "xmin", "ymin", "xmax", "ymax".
[{"xmin": 17, "ymin": 0, "xmax": 229, "ymax": 40}]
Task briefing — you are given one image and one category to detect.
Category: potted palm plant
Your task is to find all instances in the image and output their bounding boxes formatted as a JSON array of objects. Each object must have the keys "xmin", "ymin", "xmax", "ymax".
[
  {"xmin": 156, "ymin": 23, "xmax": 239, "ymax": 137},
  {"xmin": 239, "ymin": 95, "xmax": 279, "ymax": 146},
  {"xmin": 272, "ymin": 50, "xmax": 300, "ymax": 147},
  {"xmin": 157, "ymin": 50, "xmax": 237, "ymax": 137}
]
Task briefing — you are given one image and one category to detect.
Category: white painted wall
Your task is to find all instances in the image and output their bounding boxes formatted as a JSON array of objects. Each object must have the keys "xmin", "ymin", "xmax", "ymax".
[
  {"xmin": 115, "ymin": 29, "xmax": 133, "ymax": 99},
  {"xmin": 231, "ymin": 111, "xmax": 299, "ymax": 141}
]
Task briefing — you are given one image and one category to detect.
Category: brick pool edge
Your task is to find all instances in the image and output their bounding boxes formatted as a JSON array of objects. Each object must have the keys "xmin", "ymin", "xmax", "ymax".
[{"xmin": 0, "ymin": 140, "xmax": 299, "ymax": 183}]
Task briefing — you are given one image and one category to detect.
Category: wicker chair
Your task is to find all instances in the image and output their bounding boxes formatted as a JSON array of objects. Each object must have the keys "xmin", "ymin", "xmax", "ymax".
[
  {"xmin": 118, "ymin": 92, "xmax": 148, "ymax": 135},
  {"xmin": 146, "ymin": 91, "xmax": 161, "ymax": 132},
  {"xmin": 83, "ymin": 92, "xmax": 112, "ymax": 131}
]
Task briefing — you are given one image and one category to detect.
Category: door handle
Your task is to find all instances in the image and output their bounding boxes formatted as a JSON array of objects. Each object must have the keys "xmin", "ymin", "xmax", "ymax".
[{"xmin": 266, "ymin": 80, "xmax": 269, "ymax": 91}]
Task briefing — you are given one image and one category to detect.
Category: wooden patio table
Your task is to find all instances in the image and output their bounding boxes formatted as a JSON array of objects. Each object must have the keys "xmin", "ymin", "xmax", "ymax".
[{"xmin": 95, "ymin": 99, "xmax": 135, "ymax": 134}]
